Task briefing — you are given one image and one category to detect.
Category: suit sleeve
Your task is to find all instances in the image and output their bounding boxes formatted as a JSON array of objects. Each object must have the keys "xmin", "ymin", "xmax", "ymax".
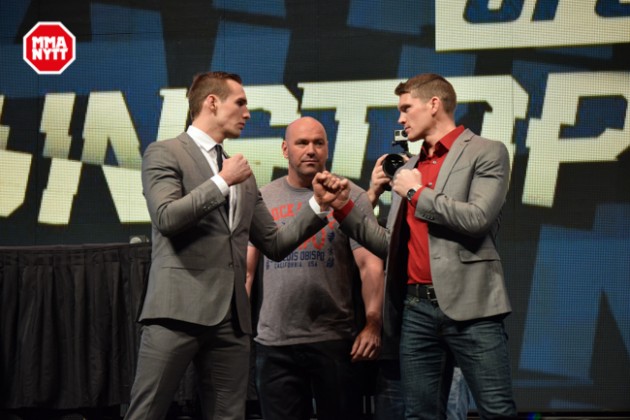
[
  {"xmin": 337, "ymin": 204, "xmax": 390, "ymax": 260},
  {"xmin": 414, "ymin": 140, "xmax": 510, "ymax": 237},
  {"xmin": 249, "ymin": 189, "xmax": 328, "ymax": 262},
  {"xmin": 347, "ymin": 187, "xmax": 380, "ymax": 251},
  {"xmin": 142, "ymin": 141, "xmax": 226, "ymax": 237}
]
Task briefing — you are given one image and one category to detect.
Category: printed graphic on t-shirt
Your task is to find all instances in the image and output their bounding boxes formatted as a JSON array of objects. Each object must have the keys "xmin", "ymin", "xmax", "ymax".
[{"xmin": 266, "ymin": 201, "xmax": 338, "ymax": 270}]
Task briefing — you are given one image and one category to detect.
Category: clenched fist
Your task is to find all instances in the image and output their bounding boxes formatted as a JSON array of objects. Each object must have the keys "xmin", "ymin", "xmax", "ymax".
[
  {"xmin": 220, "ymin": 153, "xmax": 252, "ymax": 186},
  {"xmin": 313, "ymin": 171, "xmax": 349, "ymax": 211},
  {"xmin": 392, "ymin": 168, "xmax": 422, "ymax": 198}
]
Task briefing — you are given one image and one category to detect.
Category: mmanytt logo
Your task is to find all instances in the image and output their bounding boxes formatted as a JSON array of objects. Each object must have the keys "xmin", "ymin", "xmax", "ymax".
[{"xmin": 23, "ymin": 22, "xmax": 76, "ymax": 75}]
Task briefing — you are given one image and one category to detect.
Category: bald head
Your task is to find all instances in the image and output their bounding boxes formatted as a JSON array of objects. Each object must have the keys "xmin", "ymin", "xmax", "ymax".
[
  {"xmin": 282, "ymin": 117, "xmax": 329, "ymax": 188},
  {"xmin": 285, "ymin": 117, "xmax": 327, "ymax": 142}
]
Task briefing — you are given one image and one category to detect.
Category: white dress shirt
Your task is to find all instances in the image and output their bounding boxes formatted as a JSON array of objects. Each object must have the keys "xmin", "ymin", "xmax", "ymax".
[{"xmin": 186, "ymin": 125, "xmax": 236, "ymax": 228}]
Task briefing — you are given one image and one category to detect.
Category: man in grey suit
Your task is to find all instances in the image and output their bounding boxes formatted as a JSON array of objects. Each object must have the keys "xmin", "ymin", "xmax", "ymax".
[
  {"xmin": 316, "ymin": 73, "xmax": 517, "ymax": 419},
  {"xmin": 125, "ymin": 72, "xmax": 336, "ymax": 420}
]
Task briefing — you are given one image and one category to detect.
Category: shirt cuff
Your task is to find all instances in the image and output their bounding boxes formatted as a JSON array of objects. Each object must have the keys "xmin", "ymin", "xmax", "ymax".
[
  {"xmin": 333, "ymin": 200, "xmax": 354, "ymax": 222},
  {"xmin": 211, "ymin": 174, "xmax": 229, "ymax": 196},
  {"xmin": 309, "ymin": 196, "xmax": 330, "ymax": 218}
]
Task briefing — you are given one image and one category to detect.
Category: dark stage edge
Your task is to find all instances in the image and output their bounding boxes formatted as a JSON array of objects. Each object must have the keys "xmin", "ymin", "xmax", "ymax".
[{"xmin": 2, "ymin": 408, "xmax": 630, "ymax": 420}]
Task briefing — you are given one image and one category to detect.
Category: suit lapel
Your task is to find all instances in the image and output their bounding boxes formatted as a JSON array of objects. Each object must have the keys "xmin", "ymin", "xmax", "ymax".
[
  {"xmin": 223, "ymin": 148, "xmax": 244, "ymax": 232},
  {"xmin": 434, "ymin": 129, "xmax": 472, "ymax": 192},
  {"xmin": 178, "ymin": 132, "xmax": 230, "ymax": 227},
  {"xmin": 387, "ymin": 154, "xmax": 420, "ymax": 228},
  {"xmin": 178, "ymin": 133, "xmax": 214, "ymax": 178},
  {"xmin": 231, "ymin": 182, "xmax": 244, "ymax": 232}
]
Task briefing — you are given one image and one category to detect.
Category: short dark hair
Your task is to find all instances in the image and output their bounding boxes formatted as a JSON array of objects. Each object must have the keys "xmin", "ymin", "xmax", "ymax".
[
  {"xmin": 395, "ymin": 73, "xmax": 457, "ymax": 115},
  {"xmin": 187, "ymin": 71, "xmax": 243, "ymax": 120}
]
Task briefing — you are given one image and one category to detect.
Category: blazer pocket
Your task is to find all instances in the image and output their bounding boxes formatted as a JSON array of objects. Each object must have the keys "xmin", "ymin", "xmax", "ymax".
[
  {"xmin": 159, "ymin": 255, "xmax": 208, "ymax": 270},
  {"xmin": 449, "ymin": 162, "xmax": 472, "ymax": 175},
  {"xmin": 458, "ymin": 247, "xmax": 500, "ymax": 262}
]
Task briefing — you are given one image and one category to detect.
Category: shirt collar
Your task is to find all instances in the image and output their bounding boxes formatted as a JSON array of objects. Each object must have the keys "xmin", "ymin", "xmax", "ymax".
[
  {"xmin": 421, "ymin": 125, "xmax": 465, "ymax": 157},
  {"xmin": 186, "ymin": 125, "xmax": 220, "ymax": 153}
]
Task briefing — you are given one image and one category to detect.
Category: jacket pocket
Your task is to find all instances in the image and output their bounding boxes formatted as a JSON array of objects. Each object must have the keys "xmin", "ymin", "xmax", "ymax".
[
  {"xmin": 458, "ymin": 247, "xmax": 500, "ymax": 262},
  {"xmin": 159, "ymin": 255, "xmax": 208, "ymax": 270}
]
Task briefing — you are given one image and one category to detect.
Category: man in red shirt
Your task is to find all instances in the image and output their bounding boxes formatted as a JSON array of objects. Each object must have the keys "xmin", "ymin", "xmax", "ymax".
[{"xmin": 315, "ymin": 73, "xmax": 517, "ymax": 419}]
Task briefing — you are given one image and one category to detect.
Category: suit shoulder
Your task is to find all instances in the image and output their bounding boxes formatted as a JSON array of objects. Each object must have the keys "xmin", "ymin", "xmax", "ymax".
[
  {"xmin": 144, "ymin": 135, "xmax": 185, "ymax": 153},
  {"xmin": 142, "ymin": 136, "xmax": 188, "ymax": 173},
  {"xmin": 465, "ymin": 132, "xmax": 508, "ymax": 155},
  {"xmin": 466, "ymin": 130, "xmax": 503, "ymax": 146}
]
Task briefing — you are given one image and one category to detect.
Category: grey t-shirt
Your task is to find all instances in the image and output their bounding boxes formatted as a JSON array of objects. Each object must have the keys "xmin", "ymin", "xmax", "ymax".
[{"xmin": 254, "ymin": 177, "xmax": 376, "ymax": 346}]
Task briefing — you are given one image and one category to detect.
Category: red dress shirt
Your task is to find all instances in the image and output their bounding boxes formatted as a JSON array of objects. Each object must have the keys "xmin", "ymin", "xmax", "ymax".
[{"xmin": 407, "ymin": 125, "xmax": 465, "ymax": 285}]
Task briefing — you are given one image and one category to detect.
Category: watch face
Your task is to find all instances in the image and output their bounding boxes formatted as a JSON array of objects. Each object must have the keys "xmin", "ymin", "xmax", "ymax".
[{"xmin": 407, "ymin": 188, "xmax": 416, "ymax": 201}]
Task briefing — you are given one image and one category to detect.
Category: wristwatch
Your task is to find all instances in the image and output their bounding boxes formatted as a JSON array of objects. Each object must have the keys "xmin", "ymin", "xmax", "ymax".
[{"xmin": 406, "ymin": 186, "xmax": 418, "ymax": 202}]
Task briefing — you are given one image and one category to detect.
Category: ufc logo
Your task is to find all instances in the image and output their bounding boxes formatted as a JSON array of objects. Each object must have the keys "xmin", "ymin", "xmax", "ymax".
[{"xmin": 436, "ymin": 0, "xmax": 630, "ymax": 51}]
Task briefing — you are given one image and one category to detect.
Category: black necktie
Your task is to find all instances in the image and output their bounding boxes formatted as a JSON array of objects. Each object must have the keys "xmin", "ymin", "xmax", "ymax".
[
  {"xmin": 215, "ymin": 144, "xmax": 224, "ymax": 172},
  {"xmin": 215, "ymin": 144, "xmax": 229, "ymax": 214}
]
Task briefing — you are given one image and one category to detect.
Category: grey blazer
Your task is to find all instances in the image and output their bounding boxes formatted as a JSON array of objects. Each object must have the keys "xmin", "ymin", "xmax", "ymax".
[
  {"xmin": 339, "ymin": 129, "xmax": 512, "ymax": 355},
  {"xmin": 139, "ymin": 132, "xmax": 327, "ymax": 334}
]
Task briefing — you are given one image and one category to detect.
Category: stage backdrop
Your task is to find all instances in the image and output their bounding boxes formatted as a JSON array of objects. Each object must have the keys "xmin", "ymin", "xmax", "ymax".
[{"xmin": 1, "ymin": 0, "xmax": 629, "ymax": 413}]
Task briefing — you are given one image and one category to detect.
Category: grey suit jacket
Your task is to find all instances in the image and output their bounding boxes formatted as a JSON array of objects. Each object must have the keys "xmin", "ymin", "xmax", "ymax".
[
  {"xmin": 339, "ymin": 129, "xmax": 512, "ymax": 355},
  {"xmin": 139, "ymin": 132, "xmax": 327, "ymax": 334}
]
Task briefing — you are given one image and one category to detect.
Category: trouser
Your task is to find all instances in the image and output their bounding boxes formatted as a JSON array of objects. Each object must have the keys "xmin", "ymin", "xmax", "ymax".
[
  {"xmin": 373, "ymin": 359, "xmax": 405, "ymax": 420},
  {"xmin": 125, "ymin": 316, "xmax": 249, "ymax": 420},
  {"xmin": 255, "ymin": 340, "xmax": 362, "ymax": 420},
  {"xmin": 400, "ymin": 296, "xmax": 517, "ymax": 420}
]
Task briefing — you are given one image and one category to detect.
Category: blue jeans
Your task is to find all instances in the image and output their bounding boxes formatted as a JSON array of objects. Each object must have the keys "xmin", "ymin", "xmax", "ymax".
[
  {"xmin": 400, "ymin": 296, "xmax": 517, "ymax": 420},
  {"xmin": 255, "ymin": 340, "xmax": 361, "ymax": 420},
  {"xmin": 374, "ymin": 361, "xmax": 472, "ymax": 420}
]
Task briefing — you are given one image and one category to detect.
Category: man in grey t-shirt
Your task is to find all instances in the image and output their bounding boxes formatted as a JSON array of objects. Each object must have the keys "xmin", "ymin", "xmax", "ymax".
[{"xmin": 246, "ymin": 117, "xmax": 384, "ymax": 420}]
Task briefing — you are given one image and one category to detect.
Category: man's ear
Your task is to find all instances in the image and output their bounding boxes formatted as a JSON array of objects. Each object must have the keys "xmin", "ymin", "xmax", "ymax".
[
  {"xmin": 281, "ymin": 140, "xmax": 288, "ymax": 158},
  {"xmin": 430, "ymin": 96, "xmax": 440, "ymax": 116},
  {"xmin": 205, "ymin": 94, "xmax": 218, "ymax": 112}
]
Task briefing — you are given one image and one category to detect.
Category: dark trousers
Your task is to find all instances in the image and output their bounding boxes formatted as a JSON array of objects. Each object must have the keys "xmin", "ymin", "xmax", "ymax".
[
  {"xmin": 125, "ymin": 316, "xmax": 250, "ymax": 420},
  {"xmin": 373, "ymin": 359, "xmax": 405, "ymax": 420},
  {"xmin": 255, "ymin": 340, "xmax": 362, "ymax": 420}
]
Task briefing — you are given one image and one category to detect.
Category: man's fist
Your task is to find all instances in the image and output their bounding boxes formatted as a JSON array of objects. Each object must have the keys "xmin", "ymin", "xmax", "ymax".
[
  {"xmin": 220, "ymin": 153, "xmax": 252, "ymax": 186},
  {"xmin": 313, "ymin": 171, "xmax": 349, "ymax": 210}
]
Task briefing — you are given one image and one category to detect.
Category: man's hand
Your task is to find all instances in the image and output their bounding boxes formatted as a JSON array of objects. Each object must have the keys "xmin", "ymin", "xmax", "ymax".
[
  {"xmin": 367, "ymin": 154, "xmax": 392, "ymax": 207},
  {"xmin": 220, "ymin": 153, "xmax": 252, "ymax": 186},
  {"xmin": 330, "ymin": 178, "xmax": 350, "ymax": 210},
  {"xmin": 392, "ymin": 168, "xmax": 422, "ymax": 198},
  {"xmin": 350, "ymin": 319, "xmax": 381, "ymax": 362},
  {"xmin": 313, "ymin": 171, "xmax": 346, "ymax": 210}
]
